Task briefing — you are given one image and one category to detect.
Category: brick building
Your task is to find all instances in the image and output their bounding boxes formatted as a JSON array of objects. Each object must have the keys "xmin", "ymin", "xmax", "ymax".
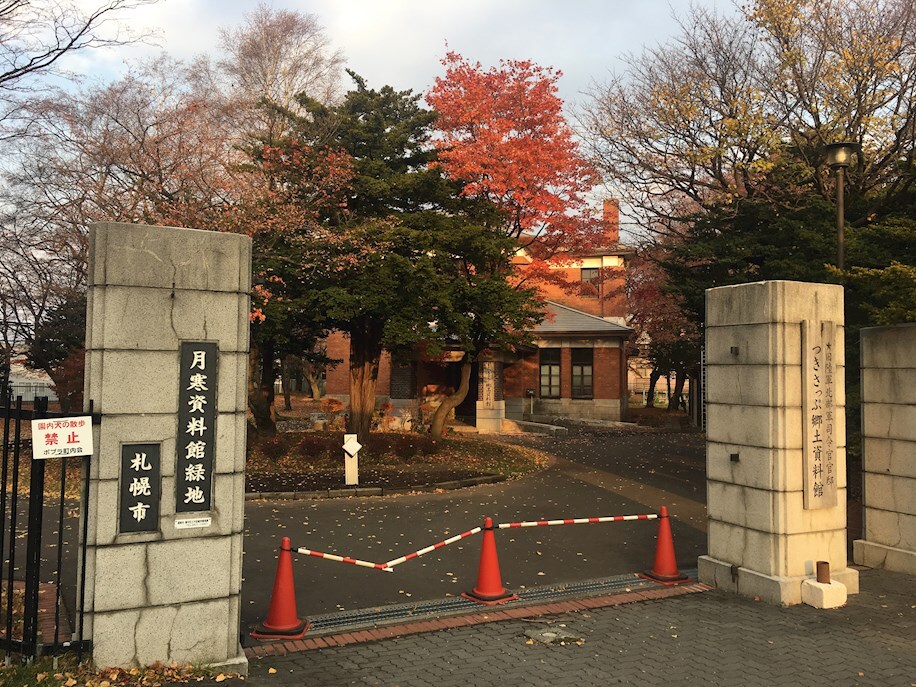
[{"xmin": 323, "ymin": 200, "xmax": 633, "ymax": 430}]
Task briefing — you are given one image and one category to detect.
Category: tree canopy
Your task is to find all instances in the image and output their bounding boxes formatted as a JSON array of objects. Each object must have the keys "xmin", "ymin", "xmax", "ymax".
[
  {"xmin": 250, "ymin": 72, "xmax": 545, "ymax": 441},
  {"xmin": 583, "ymin": 0, "xmax": 916, "ymax": 341},
  {"xmin": 428, "ymin": 52, "xmax": 604, "ymax": 284}
]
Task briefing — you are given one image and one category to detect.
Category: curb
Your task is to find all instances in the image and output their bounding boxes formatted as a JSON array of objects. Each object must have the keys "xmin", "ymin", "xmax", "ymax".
[
  {"xmin": 245, "ymin": 582, "xmax": 711, "ymax": 658},
  {"xmin": 245, "ymin": 474, "xmax": 506, "ymax": 501}
]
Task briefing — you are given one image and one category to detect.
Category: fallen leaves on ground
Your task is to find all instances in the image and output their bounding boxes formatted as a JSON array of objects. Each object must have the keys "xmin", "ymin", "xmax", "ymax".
[
  {"xmin": 0, "ymin": 659, "xmax": 243, "ymax": 687},
  {"xmin": 246, "ymin": 431, "xmax": 551, "ymax": 492}
]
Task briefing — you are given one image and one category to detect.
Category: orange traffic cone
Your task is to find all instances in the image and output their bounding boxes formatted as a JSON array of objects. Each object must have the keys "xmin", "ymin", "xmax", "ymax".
[
  {"xmin": 251, "ymin": 536, "xmax": 310, "ymax": 640},
  {"xmin": 462, "ymin": 517, "xmax": 518, "ymax": 605},
  {"xmin": 639, "ymin": 506, "xmax": 688, "ymax": 584}
]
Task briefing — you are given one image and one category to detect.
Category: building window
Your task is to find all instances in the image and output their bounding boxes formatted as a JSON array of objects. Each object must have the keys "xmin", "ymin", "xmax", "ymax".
[
  {"xmin": 571, "ymin": 348, "xmax": 593, "ymax": 399},
  {"xmin": 539, "ymin": 348, "xmax": 560, "ymax": 398},
  {"xmin": 580, "ymin": 267, "xmax": 600, "ymax": 297}
]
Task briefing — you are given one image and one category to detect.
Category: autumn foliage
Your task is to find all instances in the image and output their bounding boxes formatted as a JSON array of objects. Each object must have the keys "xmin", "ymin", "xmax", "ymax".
[{"xmin": 427, "ymin": 52, "xmax": 604, "ymax": 283}]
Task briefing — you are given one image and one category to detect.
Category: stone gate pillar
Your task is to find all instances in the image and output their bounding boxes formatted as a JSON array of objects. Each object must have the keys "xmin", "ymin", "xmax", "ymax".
[
  {"xmin": 853, "ymin": 324, "xmax": 916, "ymax": 573},
  {"xmin": 476, "ymin": 358, "xmax": 504, "ymax": 433},
  {"xmin": 699, "ymin": 281, "xmax": 858, "ymax": 605},
  {"xmin": 83, "ymin": 223, "xmax": 251, "ymax": 670}
]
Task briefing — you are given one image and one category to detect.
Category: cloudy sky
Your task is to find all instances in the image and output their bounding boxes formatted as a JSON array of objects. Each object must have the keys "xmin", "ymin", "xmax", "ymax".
[
  {"xmin": 62, "ymin": 0, "xmax": 733, "ymax": 234},
  {"xmin": 75, "ymin": 0, "xmax": 733, "ymax": 110}
]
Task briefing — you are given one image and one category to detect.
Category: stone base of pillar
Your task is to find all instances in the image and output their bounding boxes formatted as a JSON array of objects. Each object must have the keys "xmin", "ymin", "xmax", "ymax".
[
  {"xmin": 475, "ymin": 401, "xmax": 505, "ymax": 434},
  {"xmin": 208, "ymin": 646, "xmax": 249, "ymax": 676},
  {"xmin": 853, "ymin": 540, "xmax": 916, "ymax": 575},
  {"xmin": 698, "ymin": 555, "xmax": 859, "ymax": 606}
]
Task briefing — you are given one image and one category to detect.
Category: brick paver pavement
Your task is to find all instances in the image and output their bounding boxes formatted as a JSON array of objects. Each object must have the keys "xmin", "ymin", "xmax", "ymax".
[{"xmin": 237, "ymin": 568, "xmax": 915, "ymax": 687}]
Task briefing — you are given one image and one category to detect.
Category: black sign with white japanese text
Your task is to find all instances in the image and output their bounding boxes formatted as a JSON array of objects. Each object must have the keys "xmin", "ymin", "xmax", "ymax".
[
  {"xmin": 176, "ymin": 341, "xmax": 218, "ymax": 513},
  {"xmin": 119, "ymin": 443, "xmax": 161, "ymax": 533}
]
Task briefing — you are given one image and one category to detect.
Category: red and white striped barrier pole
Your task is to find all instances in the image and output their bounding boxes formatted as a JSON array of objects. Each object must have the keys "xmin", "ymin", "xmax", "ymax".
[
  {"xmin": 384, "ymin": 526, "xmax": 483, "ymax": 569},
  {"xmin": 295, "ymin": 546, "xmax": 394, "ymax": 572},
  {"xmin": 496, "ymin": 513, "xmax": 657, "ymax": 529},
  {"xmin": 291, "ymin": 512, "xmax": 660, "ymax": 572}
]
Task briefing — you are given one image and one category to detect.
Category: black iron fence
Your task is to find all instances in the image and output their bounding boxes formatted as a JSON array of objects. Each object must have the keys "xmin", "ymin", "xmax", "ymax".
[
  {"xmin": 1, "ymin": 395, "xmax": 98, "ymax": 661},
  {"xmin": 1, "ymin": 383, "xmax": 58, "ymax": 405}
]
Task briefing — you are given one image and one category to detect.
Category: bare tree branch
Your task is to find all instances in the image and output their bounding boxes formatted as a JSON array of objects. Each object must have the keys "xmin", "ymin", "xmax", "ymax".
[{"xmin": 0, "ymin": 0, "xmax": 160, "ymax": 136}]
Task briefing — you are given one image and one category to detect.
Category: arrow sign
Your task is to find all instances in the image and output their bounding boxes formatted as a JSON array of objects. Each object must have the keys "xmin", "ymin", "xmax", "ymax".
[
  {"xmin": 342, "ymin": 435, "xmax": 362, "ymax": 457},
  {"xmin": 343, "ymin": 433, "xmax": 361, "ymax": 486}
]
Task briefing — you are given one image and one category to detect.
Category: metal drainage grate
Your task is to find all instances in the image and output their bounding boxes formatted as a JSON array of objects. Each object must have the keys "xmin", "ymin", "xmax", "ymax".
[{"xmin": 303, "ymin": 568, "xmax": 699, "ymax": 636}]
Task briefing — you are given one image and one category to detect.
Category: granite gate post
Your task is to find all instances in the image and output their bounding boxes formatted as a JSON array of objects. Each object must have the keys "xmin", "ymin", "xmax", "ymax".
[
  {"xmin": 83, "ymin": 222, "xmax": 251, "ymax": 671},
  {"xmin": 699, "ymin": 281, "xmax": 859, "ymax": 605},
  {"xmin": 853, "ymin": 323, "xmax": 916, "ymax": 574}
]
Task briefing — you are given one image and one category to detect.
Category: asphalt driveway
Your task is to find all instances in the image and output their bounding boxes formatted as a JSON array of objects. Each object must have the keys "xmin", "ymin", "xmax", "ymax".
[{"xmin": 241, "ymin": 428, "xmax": 708, "ymax": 628}]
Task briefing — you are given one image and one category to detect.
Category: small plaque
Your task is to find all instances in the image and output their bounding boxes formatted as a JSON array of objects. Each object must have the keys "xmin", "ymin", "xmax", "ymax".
[
  {"xmin": 120, "ymin": 443, "xmax": 161, "ymax": 533},
  {"xmin": 175, "ymin": 516, "xmax": 212, "ymax": 530},
  {"xmin": 176, "ymin": 342, "xmax": 218, "ymax": 513},
  {"xmin": 30, "ymin": 416, "xmax": 93, "ymax": 460}
]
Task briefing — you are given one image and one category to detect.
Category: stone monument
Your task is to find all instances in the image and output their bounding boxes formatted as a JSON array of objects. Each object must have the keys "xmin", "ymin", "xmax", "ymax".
[
  {"xmin": 699, "ymin": 281, "xmax": 858, "ymax": 605},
  {"xmin": 82, "ymin": 222, "xmax": 250, "ymax": 670}
]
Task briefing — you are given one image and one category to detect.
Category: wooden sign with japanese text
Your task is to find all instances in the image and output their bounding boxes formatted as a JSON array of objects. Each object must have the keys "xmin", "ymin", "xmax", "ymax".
[
  {"xmin": 480, "ymin": 362, "xmax": 495, "ymax": 408},
  {"xmin": 802, "ymin": 320, "xmax": 838, "ymax": 510},
  {"xmin": 176, "ymin": 342, "xmax": 218, "ymax": 513},
  {"xmin": 120, "ymin": 443, "xmax": 161, "ymax": 533}
]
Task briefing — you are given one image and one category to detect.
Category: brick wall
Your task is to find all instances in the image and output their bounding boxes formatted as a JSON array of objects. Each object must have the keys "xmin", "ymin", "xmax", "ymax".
[
  {"xmin": 324, "ymin": 331, "xmax": 349, "ymax": 395},
  {"xmin": 536, "ymin": 266, "xmax": 627, "ymax": 320},
  {"xmin": 503, "ymin": 344, "xmax": 625, "ymax": 401},
  {"xmin": 594, "ymin": 346, "xmax": 622, "ymax": 400},
  {"xmin": 538, "ymin": 273, "xmax": 602, "ymax": 317},
  {"xmin": 504, "ymin": 354, "xmax": 538, "ymax": 397},
  {"xmin": 601, "ymin": 266, "xmax": 627, "ymax": 320},
  {"xmin": 560, "ymin": 347, "xmax": 572, "ymax": 399}
]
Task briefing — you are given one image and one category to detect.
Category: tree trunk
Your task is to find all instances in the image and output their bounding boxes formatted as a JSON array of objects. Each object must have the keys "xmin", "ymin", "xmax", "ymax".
[
  {"xmin": 668, "ymin": 369, "xmax": 686, "ymax": 413},
  {"xmin": 281, "ymin": 355, "xmax": 294, "ymax": 411},
  {"xmin": 430, "ymin": 354, "xmax": 472, "ymax": 438},
  {"xmin": 304, "ymin": 363, "xmax": 322, "ymax": 400},
  {"xmin": 347, "ymin": 318, "xmax": 383, "ymax": 446},
  {"xmin": 646, "ymin": 368, "xmax": 662, "ymax": 408},
  {"xmin": 247, "ymin": 339, "xmax": 277, "ymax": 436}
]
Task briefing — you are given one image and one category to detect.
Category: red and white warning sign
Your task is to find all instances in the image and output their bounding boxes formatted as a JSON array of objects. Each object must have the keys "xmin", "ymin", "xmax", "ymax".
[{"xmin": 31, "ymin": 417, "xmax": 94, "ymax": 460}]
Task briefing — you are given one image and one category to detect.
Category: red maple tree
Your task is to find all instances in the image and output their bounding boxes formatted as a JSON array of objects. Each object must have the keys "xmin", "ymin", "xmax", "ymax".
[{"xmin": 427, "ymin": 51, "xmax": 604, "ymax": 287}]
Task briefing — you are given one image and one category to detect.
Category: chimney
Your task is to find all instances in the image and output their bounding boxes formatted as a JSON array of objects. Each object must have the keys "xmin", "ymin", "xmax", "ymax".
[{"xmin": 602, "ymin": 198, "xmax": 620, "ymax": 245}]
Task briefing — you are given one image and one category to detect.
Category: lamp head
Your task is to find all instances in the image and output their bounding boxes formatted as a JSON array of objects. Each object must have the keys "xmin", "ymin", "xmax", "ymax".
[{"xmin": 825, "ymin": 141, "xmax": 858, "ymax": 169}]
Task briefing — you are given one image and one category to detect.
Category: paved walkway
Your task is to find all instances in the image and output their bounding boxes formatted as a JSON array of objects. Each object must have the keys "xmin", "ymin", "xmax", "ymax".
[
  {"xmin": 238, "ymin": 568, "xmax": 914, "ymax": 687},
  {"xmin": 228, "ymin": 429, "xmax": 913, "ymax": 686}
]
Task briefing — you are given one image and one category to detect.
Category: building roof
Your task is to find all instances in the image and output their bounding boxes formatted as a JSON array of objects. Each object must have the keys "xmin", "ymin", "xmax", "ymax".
[
  {"xmin": 532, "ymin": 301, "xmax": 633, "ymax": 338},
  {"xmin": 513, "ymin": 236, "xmax": 635, "ymax": 263},
  {"xmin": 571, "ymin": 243, "xmax": 636, "ymax": 259}
]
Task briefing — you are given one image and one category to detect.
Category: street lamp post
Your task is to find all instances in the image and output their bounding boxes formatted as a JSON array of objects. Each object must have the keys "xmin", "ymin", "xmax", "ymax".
[{"xmin": 824, "ymin": 142, "xmax": 858, "ymax": 271}]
